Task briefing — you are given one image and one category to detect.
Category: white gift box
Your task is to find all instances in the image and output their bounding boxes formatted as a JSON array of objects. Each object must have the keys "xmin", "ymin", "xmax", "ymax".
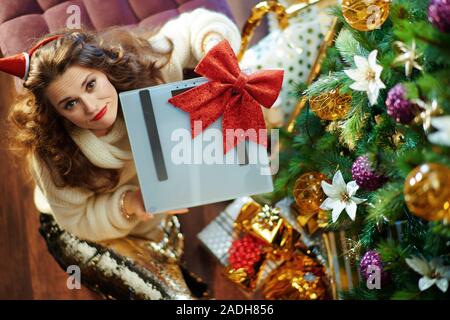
[
  {"xmin": 240, "ymin": 4, "xmax": 334, "ymax": 125},
  {"xmin": 119, "ymin": 78, "xmax": 274, "ymax": 214},
  {"xmin": 197, "ymin": 197, "xmax": 251, "ymax": 265}
]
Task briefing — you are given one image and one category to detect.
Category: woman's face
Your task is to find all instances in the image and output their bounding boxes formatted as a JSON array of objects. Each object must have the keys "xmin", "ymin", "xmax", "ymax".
[{"xmin": 46, "ymin": 65, "xmax": 118, "ymax": 136}]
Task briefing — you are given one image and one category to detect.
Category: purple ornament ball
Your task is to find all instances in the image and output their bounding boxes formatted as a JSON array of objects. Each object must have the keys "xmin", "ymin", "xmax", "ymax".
[
  {"xmin": 360, "ymin": 250, "xmax": 389, "ymax": 284},
  {"xmin": 428, "ymin": 0, "xmax": 450, "ymax": 33},
  {"xmin": 352, "ymin": 156, "xmax": 387, "ymax": 191},
  {"xmin": 386, "ymin": 84, "xmax": 418, "ymax": 124}
]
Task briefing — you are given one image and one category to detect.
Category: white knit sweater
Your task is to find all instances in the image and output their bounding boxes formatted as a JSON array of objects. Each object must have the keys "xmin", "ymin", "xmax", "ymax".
[{"xmin": 31, "ymin": 8, "xmax": 241, "ymax": 242}]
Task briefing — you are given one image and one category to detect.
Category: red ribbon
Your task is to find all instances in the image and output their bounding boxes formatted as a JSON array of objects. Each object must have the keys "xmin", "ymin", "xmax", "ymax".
[{"xmin": 168, "ymin": 40, "xmax": 284, "ymax": 153}]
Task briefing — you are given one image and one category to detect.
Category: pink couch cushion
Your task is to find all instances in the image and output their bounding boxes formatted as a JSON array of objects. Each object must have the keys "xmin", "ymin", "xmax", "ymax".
[{"xmin": 0, "ymin": 0, "xmax": 234, "ymax": 55}]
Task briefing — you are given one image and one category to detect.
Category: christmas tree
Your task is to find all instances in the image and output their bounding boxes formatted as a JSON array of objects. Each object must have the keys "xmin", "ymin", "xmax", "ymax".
[{"xmin": 272, "ymin": 0, "xmax": 450, "ymax": 299}]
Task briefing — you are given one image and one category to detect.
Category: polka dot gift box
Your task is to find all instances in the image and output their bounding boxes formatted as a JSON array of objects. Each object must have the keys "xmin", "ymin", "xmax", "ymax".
[{"xmin": 240, "ymin": 4, "xmax": 333, "ymax": 127}]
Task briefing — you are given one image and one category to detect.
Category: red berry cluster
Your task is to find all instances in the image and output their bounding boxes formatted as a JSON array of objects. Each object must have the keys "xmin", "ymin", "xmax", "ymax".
[{"xmin": 228, "ymin": 235, "xmax": 265, "ymax": 276}]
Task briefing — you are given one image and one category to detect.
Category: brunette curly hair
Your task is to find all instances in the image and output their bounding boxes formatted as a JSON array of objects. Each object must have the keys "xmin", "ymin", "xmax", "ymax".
[{"xmin": 8, "ymin": 28, "xmax": 172, "ymax": 192}]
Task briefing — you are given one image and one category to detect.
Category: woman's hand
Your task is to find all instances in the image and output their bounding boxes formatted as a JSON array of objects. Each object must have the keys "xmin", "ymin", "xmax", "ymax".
[{"xmin": 123, "ymin": 189, "xmax": 189, "ymax": 222}]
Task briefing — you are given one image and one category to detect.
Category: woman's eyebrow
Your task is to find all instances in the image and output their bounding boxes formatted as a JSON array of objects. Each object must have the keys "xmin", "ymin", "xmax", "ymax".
[
  {"xmin": 58, "ymin": 96, "xmax": 72, "ymax": 107},
  {"xmin": 81, "ymin": 73, "xmax": 94, "ymax": 88},
  {"xmin": 57, "ymin": 73, "xmax": 94, "ymax": 107}
]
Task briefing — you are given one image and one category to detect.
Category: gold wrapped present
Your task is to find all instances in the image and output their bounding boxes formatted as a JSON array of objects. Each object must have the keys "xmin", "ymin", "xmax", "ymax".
[
  {"xmin": 262, "ymin": 253, "xmax": 330, "ymax": 300},
  {"xmin": 235, "ymin": 200, "xmax": 290, "ymax": 248},
  {"xmin": 224, "ymin": 259, "xmax": 267, "ymax": 292}
]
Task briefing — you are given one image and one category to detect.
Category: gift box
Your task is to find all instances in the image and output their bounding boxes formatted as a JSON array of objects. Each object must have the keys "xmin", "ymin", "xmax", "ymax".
[
  {"xmin": 197, "ymin": 197, "xmax": 286, "ymax": 293},
  {"xmin": 262, "ymin": 253, "xmax": 331, "ymax": 300},
  {"xmin": 119, "ymin": 76, "xmax": 275, "ymax": 214},
  {"xmin": 197, "ymin": 197, "xmax": 250, "ymax": 266},
  {"xmin": 234, "ymin": 201, "xmax": 291, "ymax": 249},
  {"xmin": 119, "ymin": 40, "xmax": 283, "ymax": 214},
  {"xmin": 240, "ymin": 3, "xmax": 334, "ymax": 126}
]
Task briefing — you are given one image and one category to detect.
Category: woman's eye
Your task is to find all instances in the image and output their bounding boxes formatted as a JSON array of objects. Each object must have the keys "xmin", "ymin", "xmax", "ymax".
[
  {"xmin": 64, "ymin": 100, "xmax": 78, "ymax": 110},
  {"xmin": 87, "ymin": 79, "xmax": 96, "ymax": 91}
]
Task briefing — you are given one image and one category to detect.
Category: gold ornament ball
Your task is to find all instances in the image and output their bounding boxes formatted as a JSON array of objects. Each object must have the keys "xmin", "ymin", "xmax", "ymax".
[
  {"xmin": 293, "ymin": 172, "xmax": 328, "ymax": 215},
  {"xmin": 404, "ymin": 163, "xmax": 450, "ymax": 221},
  {"xmin": 342, "ymin": 0, "xmax": 391, "ymax": 32},
  {"xmin": 309, "ymin": 89, "xmax": 352, "ymax": 121}
]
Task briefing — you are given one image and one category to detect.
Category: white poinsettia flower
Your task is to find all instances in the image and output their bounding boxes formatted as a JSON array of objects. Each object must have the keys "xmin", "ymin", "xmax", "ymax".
[
  {"xmin": 319, "ymin": 170, "xmax": 366, "ymax": 223},
  {"xmin": 428, "ymin": 116, "xmax": 450, "ymax": 147},
  {"xmin": 344, "ymin": 50, "xmax": 386, "ymax": 106},
  {"xmin": 405, "ymin": 256, "xmax": 450, "ymax": 293}
]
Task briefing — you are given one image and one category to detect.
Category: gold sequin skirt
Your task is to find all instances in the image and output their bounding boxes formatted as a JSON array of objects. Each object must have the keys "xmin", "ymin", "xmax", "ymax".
[{"xmin": 39, "ymin": 213, "xmax": 208, "ymax": 300}]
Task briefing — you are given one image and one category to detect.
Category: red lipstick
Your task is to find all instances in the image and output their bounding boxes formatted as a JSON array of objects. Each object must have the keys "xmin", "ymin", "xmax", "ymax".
[{"xmin": 93, "ymin": 106, "xmax": 107, "ymax": 121}]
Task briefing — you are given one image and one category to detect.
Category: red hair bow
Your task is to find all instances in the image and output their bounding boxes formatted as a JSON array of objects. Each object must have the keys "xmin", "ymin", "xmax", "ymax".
[{"xmin": 168, "ymin": 40, "xmax": 284, "ymax": 153}]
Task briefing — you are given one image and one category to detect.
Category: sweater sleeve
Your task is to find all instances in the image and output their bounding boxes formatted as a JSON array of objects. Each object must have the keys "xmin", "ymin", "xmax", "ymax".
[
  {"xmin": 29, "ymin": 155, "xmax": 142, "ymax": 242},
  {"xmin": 149, "ymin": 8, "xmax": 241, "ymax": 82}
]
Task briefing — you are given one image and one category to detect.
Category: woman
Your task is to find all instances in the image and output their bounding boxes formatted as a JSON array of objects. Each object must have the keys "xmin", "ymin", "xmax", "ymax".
[{"xmin": 6, "ymin": 8, "xmax": 241, "ymax": 244}]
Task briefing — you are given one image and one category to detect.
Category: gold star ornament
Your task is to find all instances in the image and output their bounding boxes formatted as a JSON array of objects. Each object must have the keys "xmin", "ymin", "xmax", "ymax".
[{"xmin": 392, "ymin": 40, "xmax": 423, "ymax": 78}]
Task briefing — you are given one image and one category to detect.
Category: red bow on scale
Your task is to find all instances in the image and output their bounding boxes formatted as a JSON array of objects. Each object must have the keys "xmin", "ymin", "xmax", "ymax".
[{"xmin": 168, "ymin": 40, "xmax": 284, "ymax": 153}]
